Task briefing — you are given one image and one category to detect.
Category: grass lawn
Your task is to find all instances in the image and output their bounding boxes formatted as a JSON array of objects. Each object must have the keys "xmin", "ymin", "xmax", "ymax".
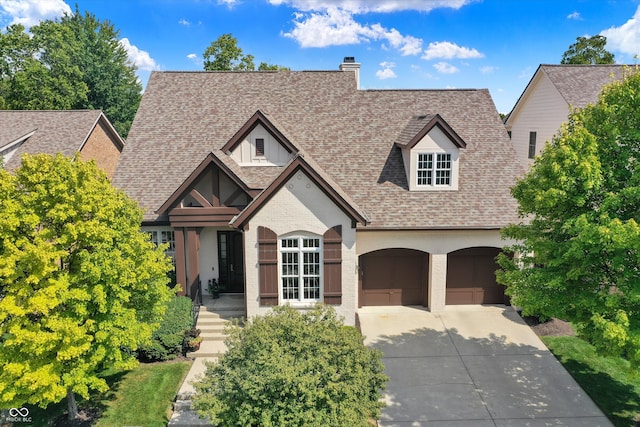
[
  {"xmin": 542, "ymin": 336, "xmax": 640, "ymax": 427},
  {"xmin": 27, "ymin": 359, "xmax": 191, "ymax": 426}
]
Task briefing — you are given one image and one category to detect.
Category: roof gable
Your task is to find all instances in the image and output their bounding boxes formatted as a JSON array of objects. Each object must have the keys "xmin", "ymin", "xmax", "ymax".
[
  {"xmin": 395, "ymin": 114, "xmax": 466, "ymax": 149},
  {"xmin": 221, "ymin": 110, "xmax": 298, "ymax": 154},
  {"xmin": 231, "ymin": 154, "xmax": 369, "ymax": 229},
  {"xmin": 157, "ymin": 151, "xmax": 253, "ymax": 215}
]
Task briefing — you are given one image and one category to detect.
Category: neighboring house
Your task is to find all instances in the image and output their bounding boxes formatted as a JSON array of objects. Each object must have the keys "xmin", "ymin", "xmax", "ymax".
[
  {"xmin": 505, "ymin": 64, "xmax": 629, "ymax": 166},
  {"xmin": 112, "ymin": 59, "xmax": 523, "ymax": 325},
  {"xmin": 0, "ymin": 110, "xmax": 125, "ymax": 178}
]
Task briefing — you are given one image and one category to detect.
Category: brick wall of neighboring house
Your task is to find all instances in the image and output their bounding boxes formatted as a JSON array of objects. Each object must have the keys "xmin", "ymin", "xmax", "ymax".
[{"xmin": 79, "ymin": 120, "xmax": 122, "ymax": 178}]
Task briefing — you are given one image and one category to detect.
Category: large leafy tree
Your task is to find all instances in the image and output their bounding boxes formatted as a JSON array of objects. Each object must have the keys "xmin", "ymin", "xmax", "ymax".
[
  {"xmin": 561, "ymin": 35, "xmax": 615, "ymax": 65},
  {"xmin": 0, "ymin": 154, "xmax": 175, "ymax": 420},
  {"xmin": 498, "ymin": 69, "xmax": 640, "ymax": 364},
  {"xmin": 193, "ymin": 305, "xmax": 387, "ymax": 426},
  {"xmin": 203, "ymin": 33, "xmax": 288, "ymax": 71},
  {"xmin": 0, "ymin": 8, "xmax": 142, "ymax": 137}
]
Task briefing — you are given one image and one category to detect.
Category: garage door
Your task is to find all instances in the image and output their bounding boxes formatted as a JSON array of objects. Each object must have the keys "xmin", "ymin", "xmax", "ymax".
[
  {"xmin": 360, "ymin": 249, "xmax": 427, "ymax": 306},
  {"xmin": 446, "ymin": 247, "xmax": 506, "ymax": 305}
]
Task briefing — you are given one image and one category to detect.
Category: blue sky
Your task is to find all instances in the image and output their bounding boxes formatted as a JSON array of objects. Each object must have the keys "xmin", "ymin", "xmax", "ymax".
[{"xmin": 2, "ymin": 0, "xmax": 640, "ymax": 113}]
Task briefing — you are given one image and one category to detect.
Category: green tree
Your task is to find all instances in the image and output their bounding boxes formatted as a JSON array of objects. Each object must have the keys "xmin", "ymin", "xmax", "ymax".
[
  {"xmin": 497, "ymin": 68, "xmax": 640, "ymax": 365},
  {"xmin": 192, "ymin": 305, "xmax": 387, "ymax": 426},
  {"xmin": 0, "ymin": 8, "xmax": 142, "ymax": 137},
  {"xmin": 203, "ymin": 33, "xmax": 288, "ymax": 71},
  {"xmin": 561, "ymin": 35, "xmax": 615, "ymax": 65},
  {"xmin": 0, "ymin": 154, "xmax": 175, "ymax": 420}
]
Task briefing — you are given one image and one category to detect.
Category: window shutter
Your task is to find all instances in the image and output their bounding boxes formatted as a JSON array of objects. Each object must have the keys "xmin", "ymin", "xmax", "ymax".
[
  {"xmin": 258, "ymin": 226, "xmax": 278, "ymax": 306},
  {"xmin": 323, "ymin": 225, "xmax": 342, "ymax": 305}
]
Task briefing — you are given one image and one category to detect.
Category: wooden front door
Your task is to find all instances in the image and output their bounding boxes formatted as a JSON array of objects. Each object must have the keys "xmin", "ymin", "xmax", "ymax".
[{"xmin": 217, "ymin": 231, "xmax": 244, "ymax": 293}]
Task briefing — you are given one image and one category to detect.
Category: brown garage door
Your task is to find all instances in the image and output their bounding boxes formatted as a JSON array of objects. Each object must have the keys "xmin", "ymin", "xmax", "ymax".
[
  {"xmin": 360, "ymin": 249, "xmax": 427, "ymax": 306},
  {"xmin": 446, "ymin": 247, "xmax": 506, "ymax": 305}
]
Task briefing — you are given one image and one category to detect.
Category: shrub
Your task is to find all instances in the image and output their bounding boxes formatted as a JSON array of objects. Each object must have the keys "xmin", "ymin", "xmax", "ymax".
[
  {"xmin": 138, "ymin": 296, "xmax": 193, "ymax": 361},
  {"xmin": 192, "ymin": 305, "xmax": 388, "ymax": 427}
]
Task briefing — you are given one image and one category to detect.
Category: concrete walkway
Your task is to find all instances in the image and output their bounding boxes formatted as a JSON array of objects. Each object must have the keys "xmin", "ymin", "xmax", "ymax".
[{"xmin": 358, "ymin": 305, "xmax": 612, "ymax": 427}]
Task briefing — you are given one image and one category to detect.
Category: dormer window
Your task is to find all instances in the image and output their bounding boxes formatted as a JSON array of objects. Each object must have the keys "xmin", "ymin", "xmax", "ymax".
[
  {"xmin": 417, "ymin": 153, "xmax": 451, "ymax": 186},
  {"xmin": 396, "ymin": 114, "xmax": 465, "ymax": 192}
]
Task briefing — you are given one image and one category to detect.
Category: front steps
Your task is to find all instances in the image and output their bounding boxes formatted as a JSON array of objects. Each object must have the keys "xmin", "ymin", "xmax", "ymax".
[{"xmin": 168, "ymin": 294, "xmax": 245, "ymax": 427}]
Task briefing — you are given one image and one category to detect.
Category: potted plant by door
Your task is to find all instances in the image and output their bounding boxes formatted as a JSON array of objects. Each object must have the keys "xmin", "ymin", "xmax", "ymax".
[
  {"xmin": 208, "ymin": 278, "xmax": 220, "ymax": 299},
  {"xmin": 184, "ymin": 327, "xmax": 202, "ymax": 353}
]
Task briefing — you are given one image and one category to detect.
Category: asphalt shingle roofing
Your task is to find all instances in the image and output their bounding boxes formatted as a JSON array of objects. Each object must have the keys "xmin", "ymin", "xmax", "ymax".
[
  {"xmin": 113, "ymin": 70, "xmax": 523, "ymax": 229},
  {"xmin": 541, "ymin": 64, "xmax": 629, "ymax": 109},
  {"xmin": 0, "ymin": 110, "xmax": 106, "ymax": 171}
]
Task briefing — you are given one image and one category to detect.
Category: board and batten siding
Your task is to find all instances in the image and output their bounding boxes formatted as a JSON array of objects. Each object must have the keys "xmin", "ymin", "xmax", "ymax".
[
  {"xmin": 509, "ymin": 72, "xmax": 569, "ymax": 166},
  {"xmin": 244, "ymin": 170, "xmax": 358, "ymax": 325},
  {"xmin": 229, "ymin": 123, "xmax": 293, "ymax": 166}
]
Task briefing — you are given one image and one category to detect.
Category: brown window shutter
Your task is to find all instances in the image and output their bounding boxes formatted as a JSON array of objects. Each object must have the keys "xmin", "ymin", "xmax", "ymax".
[
  {"xmin": 323, "ymin": 225, "xmax": 342, "ymax": 305},
  {"xmin": 258, "ymin": 226, "xmax": 278, "ymax": 306}
]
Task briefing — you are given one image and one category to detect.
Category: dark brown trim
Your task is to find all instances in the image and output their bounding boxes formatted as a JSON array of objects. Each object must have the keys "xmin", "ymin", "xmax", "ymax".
[
  {"xmin": 221, "ymin": 110, "xmax": 298, "ymax": 154},
  {"xmin": 157, "ymin": 152, "xmax": 252, "ymax": 215},
  {"xmin": 323, "ymin": 225, "xmax": 342, "ymax": 305},
  {"xmin": 189, "ymin": 189, "xmax": 212, "ymax": 207},
  {"xmin": 231, "ymin": 156, "xmax": 369, "ymax": 229},
  {"xmin": 174, "ymin": 228, "xmax": 187, "ymax": 296},
  {"xmin": 257, "ymin": 226, "xmax": 278, "ymax": 306},
  {"xmin": 396, "ymin": 114, "xmax": 466, "ymax": 150},
  {"xmin": 168, "ymin": 206, "xmax": 241, "ymax": 227},
  {"xmin": 186, "ymin": 227, "xmax": 200, "ymax": 299}
]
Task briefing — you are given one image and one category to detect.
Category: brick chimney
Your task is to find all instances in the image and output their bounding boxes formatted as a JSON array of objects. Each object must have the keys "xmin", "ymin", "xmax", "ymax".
[{"xmin": 339, "ymin": 56, "xmax": 360, "ymax": 90}]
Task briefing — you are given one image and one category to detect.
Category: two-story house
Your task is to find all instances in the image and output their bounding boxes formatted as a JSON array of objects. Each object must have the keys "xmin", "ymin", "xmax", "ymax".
[
  {"xmin": 505, "ymin": 64, "xmax": 628, "ymax": 166},
  {"xmin": 112, "ymin": 59, "xmax": 523, "ymax": 325}
]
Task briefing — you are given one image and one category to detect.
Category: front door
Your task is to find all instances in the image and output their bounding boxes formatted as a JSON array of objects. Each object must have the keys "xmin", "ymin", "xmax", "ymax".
[{"xmin": 217, "ymin": 231, "xmax": 244, "ymax": 293}]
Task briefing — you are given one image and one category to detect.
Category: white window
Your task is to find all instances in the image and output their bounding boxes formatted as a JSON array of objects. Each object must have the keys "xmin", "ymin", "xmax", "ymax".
[
  {"xmin": 280, "ymin": 236, "xmax": 321, "ymax": 302},
  {"xmin": 417, "ymin": 153, "xmax": 452, "ymax": 187},
  {"xmin": 147, "ymin": 230, "xmax": 176, "ymax": 263}
]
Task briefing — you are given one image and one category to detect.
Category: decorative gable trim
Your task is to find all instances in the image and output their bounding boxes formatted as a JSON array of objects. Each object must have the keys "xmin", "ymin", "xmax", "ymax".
[
  {"xmin": 396, "ymin": 114, "xmax": 466, "ymax": 150},
  {"xmin": 230, "ymin": 155, "xmax": 369, "ymax": 229},
  {"xmin": 221, "ymin": 110, "xmax": 298, "ymax": 154},
  {"xmin": 157, "ymin": 152, "xmax": 252, "ymax": 215}
]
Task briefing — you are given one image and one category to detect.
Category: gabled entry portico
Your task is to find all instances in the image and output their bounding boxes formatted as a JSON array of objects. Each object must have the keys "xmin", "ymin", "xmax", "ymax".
[{"xmin": 155, "ymin": 152, "xmax": 256, "ymax": 298}]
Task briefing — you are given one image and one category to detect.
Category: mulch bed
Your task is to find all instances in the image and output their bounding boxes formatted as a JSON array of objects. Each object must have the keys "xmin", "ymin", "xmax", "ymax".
[{"xmin": 521, "ymin": 314, "xmax": 575, "ymax": 337}]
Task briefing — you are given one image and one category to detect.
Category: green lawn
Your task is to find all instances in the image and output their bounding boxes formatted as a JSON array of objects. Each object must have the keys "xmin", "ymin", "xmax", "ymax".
[
  {"xmin": 542, "ymin": 336, "xmax": 640, "ymax": 427},
  {"xmin": 27, "ymin": 359, "xmax": 191, "ymax": 426}
]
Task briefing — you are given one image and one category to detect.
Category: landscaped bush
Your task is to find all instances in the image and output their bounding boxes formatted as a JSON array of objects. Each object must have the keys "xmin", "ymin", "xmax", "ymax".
[
  {"xmin": 137, "ymin": 296, "xmax": 193, "ymax": 362},
  {"xmin": 192, "ymin": 304, "xmax": 388, "ymax": 427}
]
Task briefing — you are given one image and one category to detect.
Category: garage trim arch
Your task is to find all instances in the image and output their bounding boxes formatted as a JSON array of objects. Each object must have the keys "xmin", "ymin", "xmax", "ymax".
[{"xmin": 356, "ymin": 229, "xmax": 512, "ymax": 311}]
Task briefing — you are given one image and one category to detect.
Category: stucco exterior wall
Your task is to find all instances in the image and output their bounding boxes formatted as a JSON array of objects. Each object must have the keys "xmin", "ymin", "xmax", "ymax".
[
  {"xmin": 357, "ymin": 229, "xmax": 511, "ymax": 311},
  {"xmin": 244, "ymin": 170, "xmax": 358, "ymax": 325},
  {"xmin": 79, "ymin": 120, "xmax": 122, "ymax": 179},
  {"xmin": 508, "ymin": 73, "xmax": 569, "ymax": 167}
]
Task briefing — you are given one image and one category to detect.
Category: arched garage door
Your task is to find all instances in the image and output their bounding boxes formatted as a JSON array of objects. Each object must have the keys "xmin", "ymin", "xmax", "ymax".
[
  {"xmin": 360, "ymin": 249, "xmax": 428, "ymax": 306},
  {"xmin": 446, "ymin": 247, "xmax": 506, "ymax": 305}
]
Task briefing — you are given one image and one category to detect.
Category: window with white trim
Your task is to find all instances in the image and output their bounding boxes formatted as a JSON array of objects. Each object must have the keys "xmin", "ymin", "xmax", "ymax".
[
  {"xmin": 280, "ymin": 236, "xmax": 321, "ymax": 302},
  {"xmin": 417, "ymin": 153, "xmax": 452, "ymax": 186}
]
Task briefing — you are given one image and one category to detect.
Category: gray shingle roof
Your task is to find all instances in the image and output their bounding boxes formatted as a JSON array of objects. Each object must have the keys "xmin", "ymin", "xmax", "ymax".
[
  {"xmin": 541, "ymin": 64, "xmax": 629, "ymax": 108},
  {"xmin": 114, "ymin": 70, "xmax": 523, "ymax": 228},
  {"xmin": 0, "ymin": 110, "xmax": 106, "ymax": 170}
]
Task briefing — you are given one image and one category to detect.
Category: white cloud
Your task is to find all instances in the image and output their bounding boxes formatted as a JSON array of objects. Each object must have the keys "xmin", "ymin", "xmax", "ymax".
[
  {"xmin": 376, "ymin": 61, "xmax": 397, "ymax": 79},
  {"xmin": 283, "ymin": 8, "xmax": 422, "ymax": 55},
  {"xmin": 433, "ymin": 61, "xmax": 458, "ymax": 74},
  {"xmin": 269, "ymin": 0, "xmax": 472, "ymax": 13},
  {"xmin": 179, "ymin": 19, "xmax": 191, "ymax": 26},
  {"xmin": 120, "ymin": 38, "xmax": 159, "ymax": 71},
  {"xmin": 422, "ymin": 41, "xmax": 483, "ymax": 60},
  {"xmin": 187, "ymin": 53, "xmax": 197, "ymax": 60},
  {"xmin": 218, "ymin": 0, "xmax": 240, "ymax": 7},
  {"xmin": 480, "ymin": 65, "xmax": 496, "ymax": 74},
  {"xmin": 567, "ymin": 11, "xmax": 582, "ymax": 20},
  {"xmin": 601, "ymin": 6, "xmax": 640, "ymax": 56},
  {"xmin": 0, "ymin": 0, "xmax": 70, "ymax": 28}
]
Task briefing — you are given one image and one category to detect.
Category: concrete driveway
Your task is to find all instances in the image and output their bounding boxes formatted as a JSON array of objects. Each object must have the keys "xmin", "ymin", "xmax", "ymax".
[{"xmin": 358, "ymin": 305, "xmax": 612, "ymax": 427}]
